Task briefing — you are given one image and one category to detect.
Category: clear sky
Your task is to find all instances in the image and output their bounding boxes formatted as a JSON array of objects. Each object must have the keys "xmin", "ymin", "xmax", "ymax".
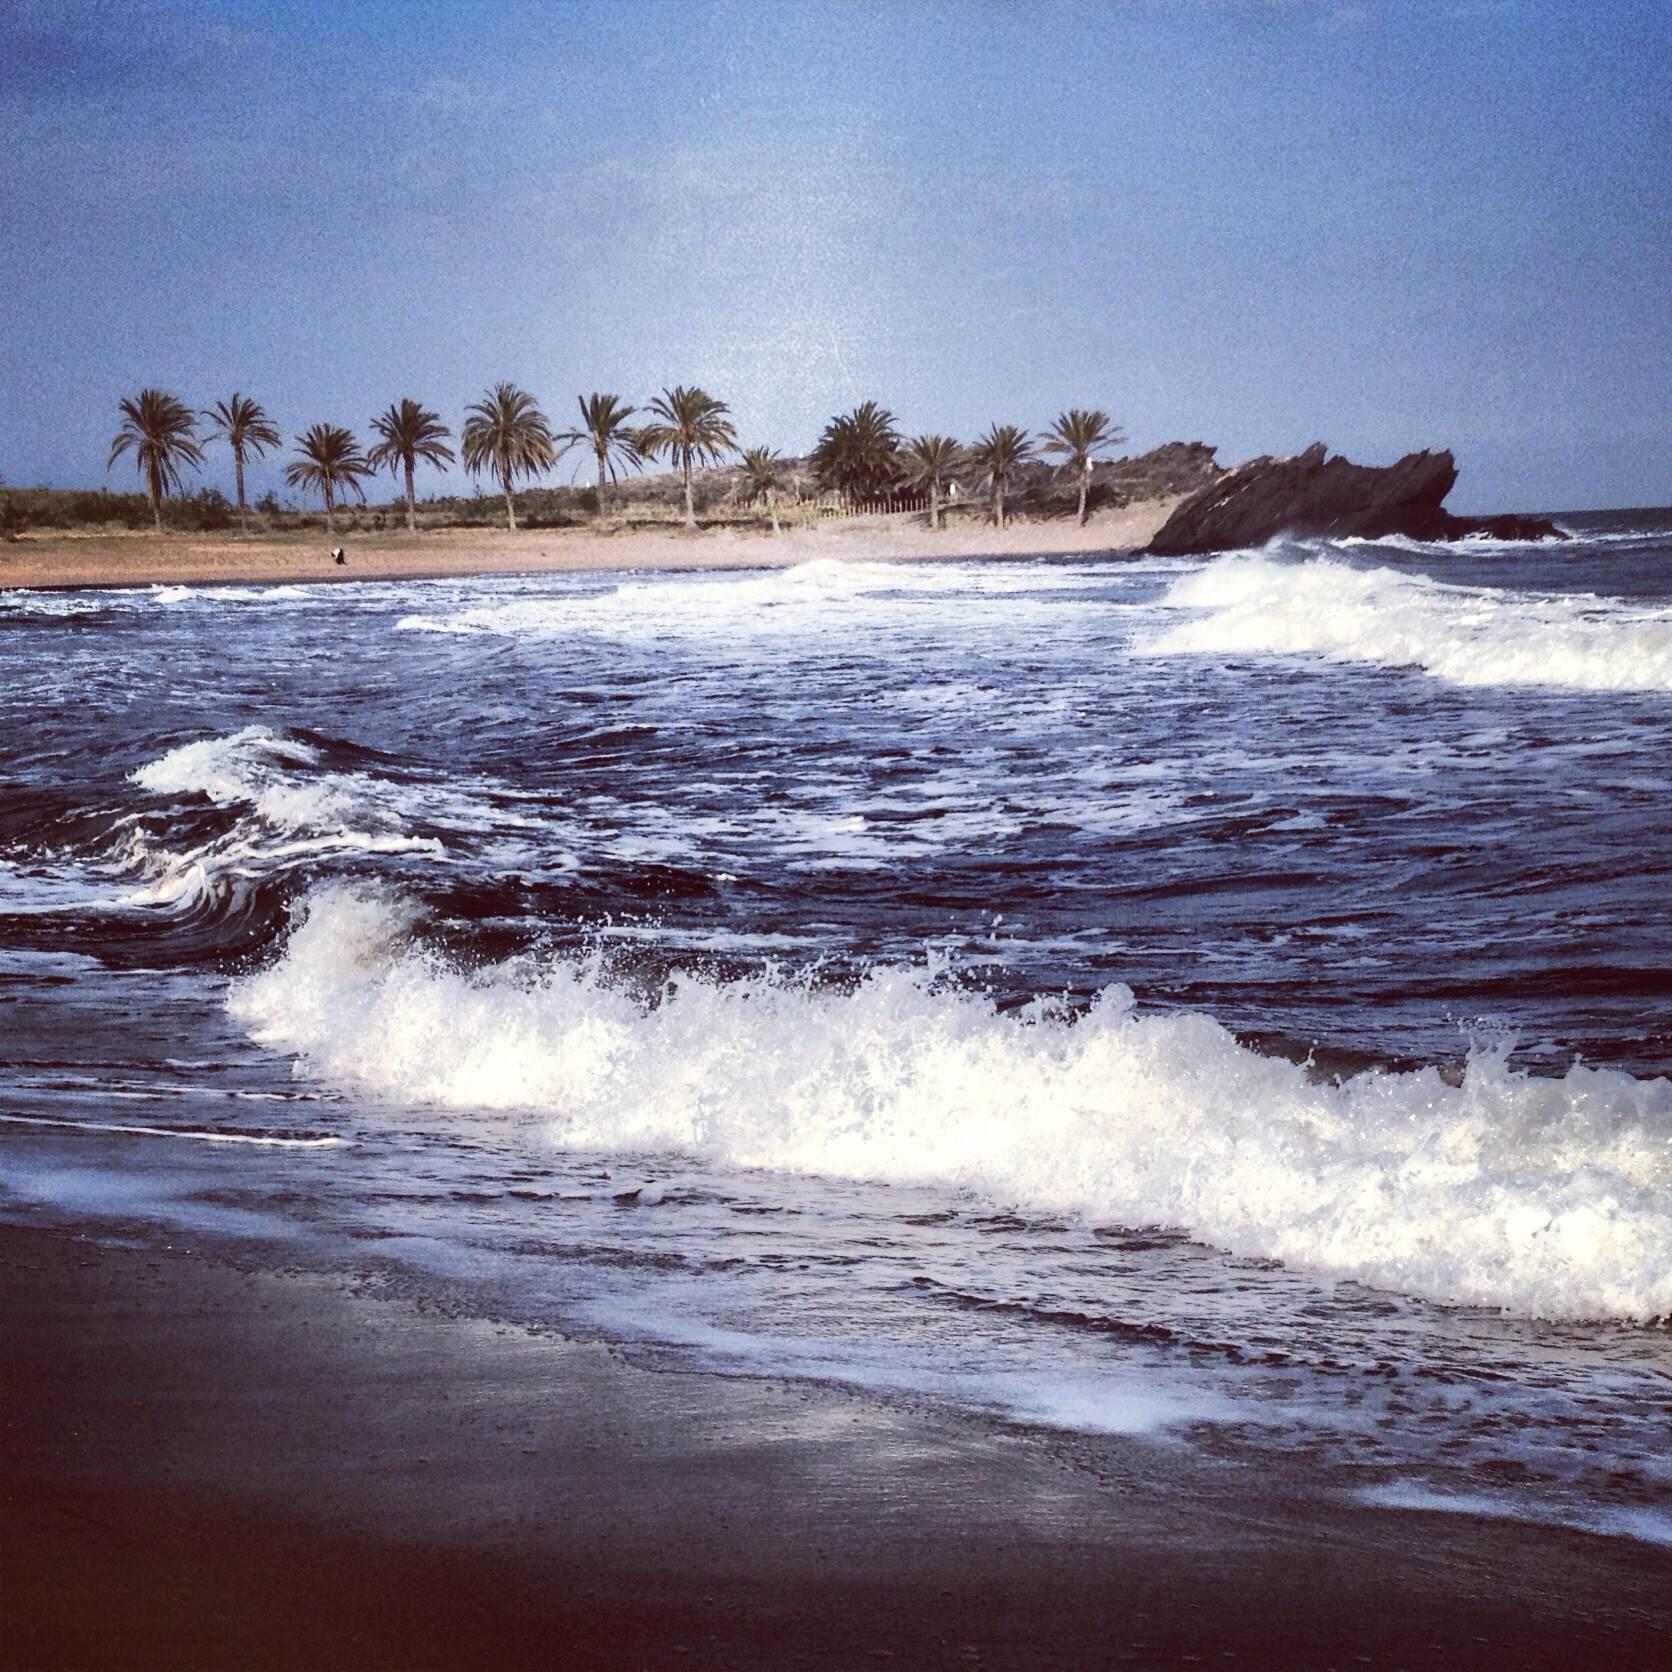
[{"xmin": 4, "ymin": 0, "xmax": 1668, "ymax": 512}]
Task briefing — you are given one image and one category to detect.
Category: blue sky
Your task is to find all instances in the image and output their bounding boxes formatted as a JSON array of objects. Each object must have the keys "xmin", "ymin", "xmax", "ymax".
[{"xmin": 3, "ymin": 0, "xmax": 1668, "ymax": 511}]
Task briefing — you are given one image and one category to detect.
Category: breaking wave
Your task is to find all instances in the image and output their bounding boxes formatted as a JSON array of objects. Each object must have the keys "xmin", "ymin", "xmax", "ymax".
[
  {"xmin": 231, "ymin": 884, "xmax": 1672, "ymax": 1323},
  {"xmin": 1149, "ymin": 553, "xmax": 1672, "ymax": 691},
  {"xmin": 394, "ymin": 556, "xmax": 1139, "ymax": 643},
  {"xmin": 112, "ymin": 726, "xmax": 444, "ymax": 918},
  {"xmin": 132, "ymin": 725, "xmax": 439, "ymax": 843}
]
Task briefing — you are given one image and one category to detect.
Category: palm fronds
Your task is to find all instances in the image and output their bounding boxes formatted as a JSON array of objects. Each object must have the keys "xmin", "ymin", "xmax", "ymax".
[
  {"xmin": 284, "ymin": 423, "xmax": 373, "ymax": 536},
  {"xmin": 460, "ymin": 383, "xmax": 557, "ymax": 531},
  {"xmin": 1039, "ymin": 408, "xmax": 1126, "ymax": 525},
  {"xmin": 108, "ymin": 389, "xmax": 205, "ymax": 531},
  {"xmin": 637, "ymin": 386, "xmax": 738, "ymax": 527},
  {"xmin": 738, "ymin": 446, "xmax": 785, "ymax": 534},
  {"xmin": 368, "ymin": 399, "xmax": 455, "ymax": 533},
  {"xmin": 558, "ymin": 393, "xmax": 643, "ymax": 520},
  {"xmin": 899, "ymin": 433, "xmax": 962, "ymax": 530},
  {"xmin": 966, "ymin": 424, "xmax": 1036, "ymax": 529},
  {"xmin": 203, "ymin": 393, "xmax": 280, "ymax": 531},
  {"xmin": 809, "ymin": 401, "xmax": 902, "ymax": 505}
]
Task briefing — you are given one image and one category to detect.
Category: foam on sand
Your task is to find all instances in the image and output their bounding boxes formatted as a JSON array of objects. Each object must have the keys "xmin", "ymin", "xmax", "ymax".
[
  {"xmin": 231, "ymin": 884, "xmax": 1672, "ymax": 1323},
  {"xmin": 1148, "ymin": 552, "xmax": 1672, "ymax": 691},
  {"xmin": 1355, "ymin": 1482, "xmax": 1672, "ymax": 1549}
]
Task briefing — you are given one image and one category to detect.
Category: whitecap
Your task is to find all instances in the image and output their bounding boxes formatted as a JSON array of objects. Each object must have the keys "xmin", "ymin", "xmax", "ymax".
[
  {"xmin": 230, "ymin": 883, "xmax": 1672, "ymax": 1324},
  {"xmin": 1146, "ymin": 552, "xmax": 1672, "ymax": 692}
]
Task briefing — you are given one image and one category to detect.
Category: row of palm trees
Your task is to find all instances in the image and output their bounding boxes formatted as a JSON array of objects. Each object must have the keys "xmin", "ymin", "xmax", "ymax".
[
  {"xmin": 108, "ymin": 384, "xmax": 1126, "ymax": 536},
  {"xmin": 809, "ymin": 402, "xmax": 1127, "ymax": 531}
]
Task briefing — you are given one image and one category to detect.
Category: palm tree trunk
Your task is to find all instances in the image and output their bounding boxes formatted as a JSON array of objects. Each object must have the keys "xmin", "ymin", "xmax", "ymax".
[
  {"xmin": 1077, "ymin": 468, "xmax": 1089, "ymax": 527},
  {"xmin": 930, "ymin": 480, "xmax": 941, "ymax": 532},
  {"xmin": 235, "ymin": 449, "xmax": 248, "ymax": 535},
  {"xmin": 769, "ymin": 490, "xmax": 780, "ymax": 536},
  {"xmin": 324, "ymin": 484, "xmax": 336, "ymax": 537},
  {"xmin": 501, "ymin": 461, "xmax": 517, "ymax": 532},
  {"xmin": 404, "ymin": 460, "xmax": 418, "ymax": 534},
  {"xmin": 682, "ymin": 457, "xmax": 695, "ymax": 529},
  {"xmin": 596, "ymin": 446, "xmax": 608, "ymax": 523},
  {"xmin": 993, "ymin": 482, "xmax": 1005, "ymax": 530},
  {"xmin": 148, "ymin": 458, "xmax": 162, "ymax": 533}
]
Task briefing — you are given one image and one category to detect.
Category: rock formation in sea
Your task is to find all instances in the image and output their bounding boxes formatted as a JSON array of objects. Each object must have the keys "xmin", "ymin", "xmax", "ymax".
[{"xmin": 1145, "ymin": 443, "xmax": 1565, "ymax": 555}]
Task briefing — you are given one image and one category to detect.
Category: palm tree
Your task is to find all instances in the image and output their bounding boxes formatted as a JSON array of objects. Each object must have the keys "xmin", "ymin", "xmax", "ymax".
[
  {"xmin": 738, "ymin": 447, "xmax": 786, "ymax": 535},
  {"xmin": 368, "ymin": 399, "xmax": 455, "ymax": 534},
  {"xmin": 559, "ymin": 393, "xmax": 642, "ymax": 522},
  {"xmin": 284, "ymin": 423, "xmax": 373, "ymax": 536},
  {"xmin": 637, "ymin": 385, "xmax": 738, "ymax": 529},
  {"xmin": 202, "ymin": 394, "xmax": 281, "ymax": 534},
  {"xmin": 1040, "ymin": 408, "xmax": 1127, "ymax": 526},
  {"xmin": 459, "ymin": 383, "xmax": 556, "ymax": 531},
  {"xmin": 899, "ymin": 434, "xmax": 962, "ymax": 532},
  {"xmin": 809, "ymin": 400, "xmax": 902, "ymax": 507},
  {"xmin": 108, "ymin": 389, "xmax": 205, "ymax": 532},
  {"xmin": 967, "ymin": 424, "xmax": 1036, "ymax": 530}
]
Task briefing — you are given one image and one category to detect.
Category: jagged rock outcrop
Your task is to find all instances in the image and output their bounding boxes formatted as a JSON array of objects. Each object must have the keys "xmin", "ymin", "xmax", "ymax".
[{"xmin": 1145, "ymin": 443, "xmax": 1564, "ymax": 555}]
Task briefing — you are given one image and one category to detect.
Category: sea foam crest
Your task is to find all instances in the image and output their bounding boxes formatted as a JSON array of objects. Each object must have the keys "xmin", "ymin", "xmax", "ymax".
[
  {"xmin": 135, "ymin": 726, "xmax": 335, "ymax": 817},
  {"xmin": 232, "ymin": 884, "xmax": 1672, "ymax": 1322},
  {"xmin": 124, "ymin": 727, "xmax": 441, "ymax": 910},
  {"xmin": 394, "ymin": 557, "xmax": 1116, "ymax": 642},
  {"xmin": 1148, "ymin": 553, "xmax": 1672, "ymax": 692}
]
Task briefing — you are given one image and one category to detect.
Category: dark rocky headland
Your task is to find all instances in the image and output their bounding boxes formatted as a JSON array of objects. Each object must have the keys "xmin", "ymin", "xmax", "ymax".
[{"xmin": 1147, "ymin": 442, "xmax": 1565, "ymax": 556}]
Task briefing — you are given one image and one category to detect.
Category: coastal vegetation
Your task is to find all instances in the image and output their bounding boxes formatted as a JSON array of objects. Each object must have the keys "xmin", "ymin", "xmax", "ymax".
[
  {"xmin": 738, "ymin": 447, "xmax": 786, "ymax": 535},
  {"xmin": 461, "ymin": 384, "xmax": 557, "ymax": 532},
  {"xmin": 85, "ymin": 384, "xmax": 1184, "ymax": 539},
  {"xmin": 1041, "ymin": 409, "xmax": 1127, "ymax": 527},
  {"xmin": 284, "ymin": 424, "xmax": 373, "ymax": 537},
  {"xmin": 203, "ymin": 395, "xmax": 281, "ymax": 534},
  {"xmin": 637, "ymin": 386, "xmax": 739, "ymax": 529},
  {"xmin": 810, "ymin": 401, "xmax": 903, "ymax": 506},
  {"xmin": 899, "ymin": 434, "xmax": 961, "ymax": 532},
  {"xmin": 967, "ymin": 424, "xmax": 1036, "ymax": 530},
  {"xmin": 368, "ymin": 400, "xmax": 455, "ymax": 534},
  {"xmin": 559, "ymin": 394, "xmax": 643, "ymax": 523},
  {"xmin": 107, "ymin": 390, "xmax": 205, "ymax": 531}
]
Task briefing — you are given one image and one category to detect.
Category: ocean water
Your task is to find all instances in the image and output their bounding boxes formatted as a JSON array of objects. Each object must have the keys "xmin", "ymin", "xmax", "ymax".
[{"xmin": 4, "ymin": 513, "xmax": 1671, "ymax": 1547}]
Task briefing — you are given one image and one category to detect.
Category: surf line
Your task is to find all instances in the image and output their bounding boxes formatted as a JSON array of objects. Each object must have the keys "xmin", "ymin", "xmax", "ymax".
[{"xmin": 0, "ymin": 1112, "xmax": 348, "ymax": 1148}]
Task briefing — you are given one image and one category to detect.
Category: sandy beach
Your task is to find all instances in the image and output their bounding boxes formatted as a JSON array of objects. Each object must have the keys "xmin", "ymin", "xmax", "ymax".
[
  {"xmin": 0, "ymin": 501, "xmax": 1180, "ymax": 593},
  {"xmin": 4, "ymin": 1225, "xmax": 1668, "ymax": 1671}
]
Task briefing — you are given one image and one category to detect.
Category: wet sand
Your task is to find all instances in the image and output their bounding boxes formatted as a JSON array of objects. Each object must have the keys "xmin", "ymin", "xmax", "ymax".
[
  {"xmin": 3, "ymin": 1224, "xmax": 1668, "ymax": 1670},
  {"xmin": 0, "ymin": 502, "xmax": 1180, "ymax": 592}
]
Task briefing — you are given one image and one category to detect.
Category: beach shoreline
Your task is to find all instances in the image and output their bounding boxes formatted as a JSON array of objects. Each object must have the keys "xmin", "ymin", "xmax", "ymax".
[
  {"xmin": 0, "ymin": 501, "xmax": 1180, "ymax": 593},
  {"xmin": 4, "ymin": 1223, "xmax": 1669, "ymax": 1671}
]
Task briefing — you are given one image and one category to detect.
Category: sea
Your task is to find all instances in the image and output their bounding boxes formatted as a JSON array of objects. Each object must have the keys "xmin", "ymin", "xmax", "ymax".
[{"xmin": 4, "ymin": 514, "xmax": 1671, "ymax": 1549}]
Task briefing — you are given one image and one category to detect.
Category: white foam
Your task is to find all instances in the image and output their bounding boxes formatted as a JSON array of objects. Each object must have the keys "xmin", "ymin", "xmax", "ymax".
[
  {"xmin": 146, "ymin": 583, "xmax": 320, "ymax": 605},
  {"xmin": 393, "ymin": 557, "xmax": 1121, "ymax": 644},
  {"xmin": 132, "ymin": 728, "xmax": 514, "ymax": 840},
  {"xmin": 579, "ymin": 1297, "xmax": 1234, "ymax": 1436},
  {"xmin": 1148, "ymin": 554, "xmax": 1672, "ymax": 691},
  {"xmin": 1355, "ymin": 1482, "xmax": 1672, "ymax": 1548},
  {"xmin": 0, "ymin": 1112, "xmax": 346, "ymax": 1148},
  {"xmin": 137, "ymin": 725, "xmax": 296, "ymax": 785},
  {"xmin": 0, "ymin": 589, "xmax": 107, "ymax": 616},
  {"xmin": 0, "ymin": 859, "xmax": 127, "ymax": 915},
  {"xmin": 230, "ymin": 884, "xmax": 1672, "ymax": 1323},
  {"xmin": 121, "ymin": 727, "xmax": 449, "ymax": 906}
]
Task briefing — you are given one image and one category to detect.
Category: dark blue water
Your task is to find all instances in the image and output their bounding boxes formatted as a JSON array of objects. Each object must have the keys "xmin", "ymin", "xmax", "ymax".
[{"xmin": 3, "ymin": 518, "xmax": 1671, "ymax": 1548}]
